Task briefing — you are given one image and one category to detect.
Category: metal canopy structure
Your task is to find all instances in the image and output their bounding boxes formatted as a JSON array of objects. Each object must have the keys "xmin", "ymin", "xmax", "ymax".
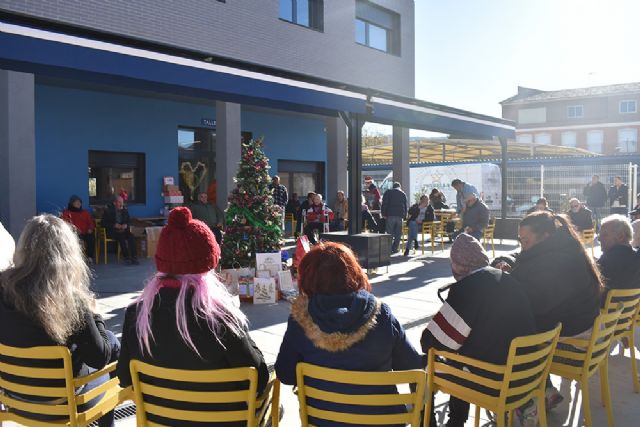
[
  {"xmin": 362, "ymin": 138, "xmax": 598, "ymax": 165},
  {"xmin": 0, "ymin": 16, "xmax": 516, "ymax": 234}
]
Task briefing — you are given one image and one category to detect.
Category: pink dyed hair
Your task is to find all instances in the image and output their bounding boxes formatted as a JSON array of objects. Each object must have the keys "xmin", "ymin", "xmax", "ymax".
[{"xmin": 135, "ymin": 271, "xmax": 248, "ymax": 357}]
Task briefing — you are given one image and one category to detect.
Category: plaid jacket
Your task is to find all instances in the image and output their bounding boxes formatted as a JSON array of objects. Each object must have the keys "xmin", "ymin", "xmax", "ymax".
[{"xmin": 271, "ymin": 184, "xmax": 288, "ymax": 207}]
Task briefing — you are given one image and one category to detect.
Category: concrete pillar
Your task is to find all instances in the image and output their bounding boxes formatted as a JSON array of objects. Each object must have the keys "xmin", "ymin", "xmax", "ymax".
[
  {"xmin": 0, "ymin": 70, "xmax": 36, "ymax": 239},
  {"xmin": 215, "ymin": 101, "xmax": 242, "ymax": 211},
  {"xmin": 392, "ymin": 126, "xmax": 410, "ymax": 196},
  {"xmin": 325, "ymin": 117, "xmax": 348, "ymax": 205}
]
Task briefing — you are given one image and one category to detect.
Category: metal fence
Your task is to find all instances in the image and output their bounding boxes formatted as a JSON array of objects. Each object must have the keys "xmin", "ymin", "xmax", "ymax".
[{"xmin": 503, "ymin": 162, "xmax": 638, "ymax": 218}]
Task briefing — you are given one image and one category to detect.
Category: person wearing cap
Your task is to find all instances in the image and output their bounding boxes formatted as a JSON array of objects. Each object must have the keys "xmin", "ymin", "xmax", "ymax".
[
  {"xmin": 117, "ymin": 207, "xmax": 269, "ymax": 424},
  {"xmin": 363, "ymin": 176, "xmax": 381, "ymax": 210},
  {"xmin": 451, "ymin": 179, "xmax": 478, "ymax": 214},
  {"xmin": 598, "ymin": 215, "xmax": 640, "ymax": 296},
  {"xmin": 566, "ymin": 198, "xmax": 593, "ymax": 232},
  {"xmin": 421, "ymin": 234, "xmax": 536, "ymax": 427},
  {"xmin": 454, "ymin": 192, "xmax": 489, "ymax": 240},
  {"xmin": 62, "ymin": 195, "xmax": 96, "ymax": 262}
]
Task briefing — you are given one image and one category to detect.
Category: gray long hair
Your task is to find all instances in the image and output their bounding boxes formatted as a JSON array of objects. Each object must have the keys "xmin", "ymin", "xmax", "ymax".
[{"xmin": 1, "ymin": 214, "xmax": 95, "ymax": 344}]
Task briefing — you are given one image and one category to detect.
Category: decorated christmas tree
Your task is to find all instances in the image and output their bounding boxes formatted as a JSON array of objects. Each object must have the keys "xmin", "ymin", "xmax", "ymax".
[{"xmin": 220, "ymin": 138, "xmax": 282, "ymax": 268}]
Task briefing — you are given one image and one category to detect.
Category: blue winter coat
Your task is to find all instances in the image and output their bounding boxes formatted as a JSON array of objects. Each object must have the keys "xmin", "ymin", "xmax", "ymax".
[{"xmin": 275, "ymin": 290, "xmax": 425, "ymax": 426}]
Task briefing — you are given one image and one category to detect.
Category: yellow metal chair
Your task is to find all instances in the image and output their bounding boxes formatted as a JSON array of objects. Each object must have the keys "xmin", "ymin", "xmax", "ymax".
[
  {"xmin": 401, "ymin": 220, "xmax": 409, "ymax": 251},
  {"xmin": 483, "ymin": 217, "xmax": 496, "ymax": 257},
  {"xmin": 0, "ymin": 343, "xmax": 131, "ymax": 427},
  {"xmin": 129, "ymin": 360, "xmax": 279, "ymax": 427},
  {"xmin": 580, "ymin": 226, "xmax": 596, "ymax": 257},
  {"xmin": 284, "ymin": 213, "xmax": 296, "ymax": 237},
  {"xmin": 295, "ymin": 362, "xmax": 425, "ymax": 427},
  {"xmin": 420, "ymin": 221, "xmax": 438, "ymax": 255},
  {"xmin": 425, "ymin": 324, "xmax": 561, "ymax": 427},
  {"xmin": 601, "ymin": 288, "xmax": 640, "ymax": 393},
  {"xmin": 432, "ymin": 213, "xmax": 454, "ymax": 252},
  {"xmin": 550, "ymin": 307, "xmax": 623, "ymax": 427},
  {"xmin": 95, "ymin": 226, "xmax": 120, "ymax": 264}
]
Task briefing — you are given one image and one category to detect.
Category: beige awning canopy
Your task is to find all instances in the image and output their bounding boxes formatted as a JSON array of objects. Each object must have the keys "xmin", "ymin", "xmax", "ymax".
[{"xmin": 362, "ymin": 137, "xmax": 598, "ymax": 165}]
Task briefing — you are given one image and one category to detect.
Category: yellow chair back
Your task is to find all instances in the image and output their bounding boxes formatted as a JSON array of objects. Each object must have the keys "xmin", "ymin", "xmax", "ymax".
[
  {"xmin": 129, "ymin": 360, "xmax": 279, "ymax": 427},
  {"xmin": 284, "ymin": 213, "xmax": 296, "ymax": 236},
  {"xmin": 295, "ymin": 363, "xmax": 426, "ymax": 427},
  {"xmin": 550, "ymin": 307, "xmax": 623, "ymax": 427},
  {"xmin": 0, "ymin": 343, "xmax": 127, "ymax": 427},
  {"xmin": 426, "ymin": 324, "xmax": 561, "ymax": 427}
]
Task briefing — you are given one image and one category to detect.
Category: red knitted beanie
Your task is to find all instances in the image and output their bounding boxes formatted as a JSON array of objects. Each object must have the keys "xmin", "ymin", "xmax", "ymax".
[{"xmin": 155, "ymin": 207, "xmax": 220, "ymax": 275}]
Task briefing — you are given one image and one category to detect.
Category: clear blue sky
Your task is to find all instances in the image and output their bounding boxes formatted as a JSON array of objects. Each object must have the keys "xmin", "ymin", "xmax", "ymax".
[{"xmin": 414, "ymin": 0, "xmax": 640, "ymax": 118}]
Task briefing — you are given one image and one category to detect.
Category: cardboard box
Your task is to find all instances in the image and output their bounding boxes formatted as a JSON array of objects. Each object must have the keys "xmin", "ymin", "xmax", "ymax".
[
  {"xmin": 164, "ymin": 195, "xmax": 184, "ymax": 204},
  {"xmin": 145, "ymin": 226, "xmax": 163, "ymax": 258}
]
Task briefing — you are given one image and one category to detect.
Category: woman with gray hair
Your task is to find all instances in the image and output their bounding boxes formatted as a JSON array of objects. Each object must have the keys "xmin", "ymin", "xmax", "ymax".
[{"xmin": 0, "ymin": 215, "xmax": 119, "ymax": 426}]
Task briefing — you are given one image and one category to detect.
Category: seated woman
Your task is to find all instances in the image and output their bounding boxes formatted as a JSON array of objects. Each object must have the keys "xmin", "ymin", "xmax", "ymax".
[
  {"xmin": 0, "ymin": 215, "xmax": 119, "ymax": 427},
  {"xmin": 330, "ymin": 190, "xmax": 348, "ymax": 231},
  {"xmin": 275, "ymin": 242, "xmax": 424, "ymax": 425},
  {"xmin": 421, "ymin": 234, "xmax": 536, "ymax": 427},
  {"xmin": 405, "ymin": 194, "xmax": 430, "ymax": 256},
  {"xmin": 61, "ymin": 194, "xmax": 96, "ymax": 263},
  {"xmin": 510, "ymin": 211, "xmax": 603, "ymax": 408},
  {"xmin": 304, "ymin": 194, "xmax": 334, "ymax": 244},
  {"xmin": 117, "ymin": 207, "xmax": 269, "ymax": 426}
]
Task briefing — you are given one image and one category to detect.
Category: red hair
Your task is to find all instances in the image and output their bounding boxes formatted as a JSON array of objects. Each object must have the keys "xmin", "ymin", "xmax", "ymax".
[{"xmin": 297, "ymin": 242, "xmax": 370, "ymax": 295}]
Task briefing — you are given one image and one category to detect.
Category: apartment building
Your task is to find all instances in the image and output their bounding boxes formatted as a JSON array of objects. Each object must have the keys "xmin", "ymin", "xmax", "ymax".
[{"xmin": 501, "ymin": 83, "xmax": 640, "ymax": 155}]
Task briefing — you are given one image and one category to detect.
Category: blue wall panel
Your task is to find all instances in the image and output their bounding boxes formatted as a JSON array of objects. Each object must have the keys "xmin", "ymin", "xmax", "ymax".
[{"xmin": 35, "ymin": 84, "xmax": 216, "ymax": 216}]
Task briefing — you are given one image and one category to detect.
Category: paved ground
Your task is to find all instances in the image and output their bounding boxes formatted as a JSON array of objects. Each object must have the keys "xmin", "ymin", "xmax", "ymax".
[{"xmin": 87, "ymin": 238, "xmax": 640, "ymax": 427}]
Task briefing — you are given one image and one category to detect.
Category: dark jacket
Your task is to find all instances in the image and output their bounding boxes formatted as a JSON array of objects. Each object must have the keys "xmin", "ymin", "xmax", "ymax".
[
  {"xmin": 381, "ymin": 187, "xmax": 408, "ymax": 218},
  {"xmin": 511, "ymin": 230, "xmax": 601, "ymax": 336},
  {"xmin": 567, "ymin": 207, "xmax": 593, "ymax": 231},
  {"xmin": 583, "ymin": 182, "xmax": 607, "ymax": 208},
  {"xmin": 462, "ymin": 199, "xmax": 489, "ymax": 233},
  {"xmin": 609, "ymin": 184, "xmax": 629, "ymax": 207},
  {"xmin": 0, "ymin": 296, "xmax": 114, "ymax": 389},
  {"xmin": 599, "ymin": 245, "xmax": 640, "ymax": 295},
  {"xmin": 407, "ymin": 203, "xmax": 430, "ymax": 222},
  {"xmin": 101, "ymin": 205, "xmax": 131, "ymax": 234},
  {"xmin": 189, "ymin": 202, "xmax": 225, "ymax": 230},
  {"xmin": 275, "ymin": 291, "xmax": 424, "ymax": 426},
  {"xmin": 117, "ymin": 286, "xmax": 268, "ymax": 391},
  {"xmin": 421, "ymin": 267, "xmax": 536, "ymax": 365}
]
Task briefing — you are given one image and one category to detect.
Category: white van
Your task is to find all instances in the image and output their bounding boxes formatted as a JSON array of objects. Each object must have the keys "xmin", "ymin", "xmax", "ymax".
[{"xmin": 380, "ymin": 163, "xmax": 502, "ymax": 211}]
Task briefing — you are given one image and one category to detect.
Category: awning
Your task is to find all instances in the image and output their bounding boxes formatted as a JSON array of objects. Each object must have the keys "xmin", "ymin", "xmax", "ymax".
[
  {"xmin": 362, "ymin": 138, "xmax": 598, "ymax": 165},
  {"xmin": 0, "ymin": 19, "xmax": 514, "ymax": 139}
]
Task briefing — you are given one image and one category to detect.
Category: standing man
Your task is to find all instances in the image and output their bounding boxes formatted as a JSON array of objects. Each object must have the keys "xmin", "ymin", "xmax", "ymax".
[
  {"xmin": 456, "ymin": 193, "xmax": 489, "ymax": 241},
  {"xmin": 451, "ymin": 179, "xmax": 478, "ymax": 215},
  {"xmin": 381, "ymin": 182, "xmax": 408, "ymax": 254},
  {"xmin": 583, "ymin": 175, "xmax": 608, "ymax": 225},
  {"xmin": 102, "ymin": 196, "xmax": 139, "ymax": 265},
  {"xmin": 608, "ymin": 176, "xmax": 629, "ymax": 215},
  {"xmin": 270, "ymin": 175, "xmax": 288, "ymax": 231},
  {"xmin": 190, "ymin": 192, "xmax": 225, "ymax": 244}
]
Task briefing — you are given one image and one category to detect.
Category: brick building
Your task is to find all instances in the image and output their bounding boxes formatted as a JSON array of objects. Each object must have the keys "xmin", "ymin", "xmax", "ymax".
[{"xmin": 501, "ymin": 83, "xmax": 640, "ymax": 155}]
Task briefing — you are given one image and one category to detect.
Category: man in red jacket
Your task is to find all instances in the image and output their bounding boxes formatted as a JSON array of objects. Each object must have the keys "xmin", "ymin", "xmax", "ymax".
[{"xmin": 62, "ymin": 195, "xmax": 96, "ymax": 263}]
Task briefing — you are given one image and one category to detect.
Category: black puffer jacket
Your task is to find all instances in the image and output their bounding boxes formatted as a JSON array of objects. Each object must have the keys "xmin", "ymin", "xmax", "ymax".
[{"xmin": 511, "ymin": 230, "xmax": 601, "ymax": 336}]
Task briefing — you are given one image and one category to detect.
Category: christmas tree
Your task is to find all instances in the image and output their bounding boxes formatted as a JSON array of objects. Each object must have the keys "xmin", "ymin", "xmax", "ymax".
[{"xmin": 220, "ymin": 138, "xmax": 283, "ymax": 268}]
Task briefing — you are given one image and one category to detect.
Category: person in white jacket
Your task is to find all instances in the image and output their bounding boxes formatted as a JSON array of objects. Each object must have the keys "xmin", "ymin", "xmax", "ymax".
[{"xmin": 0, "ymin": 221, "xmax": 15, "ymax": 271}]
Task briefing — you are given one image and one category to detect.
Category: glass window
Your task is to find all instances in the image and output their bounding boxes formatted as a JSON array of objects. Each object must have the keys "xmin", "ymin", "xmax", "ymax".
[
  {"xmin": 587, "ymin": 130, "xmax": 603, "ymax": 153},
  {"xmin": 355, "ymin": 0, "xmax": 400, "ymax": 54},
  {"xmin": 567, "ymin": 105, "xmax": 584, "ymax": 119},
  {"xmin": 517, "ymin": 134, "xmax": 532, "ymax": 144},
  {"xmin": 89, "ymin": 151, "xmax": 146, "ymax": 205},
  {"xmin": 620, "ymin": 100, "xmax": 637, "ymax": 114},
  {"xmin": 534, "ymin": 133, "xmax": 551, "ymax": 145},
  {"xmin": 617, "ymin": 128, "xmax": 638, "ymax": 153},
  {"xmin": 279, "ymin": 0, "xmax": 323, "ymax": 31},
  {"xmin": 561, "ymin": 131, "xmax": 576, "ymax": 147}
]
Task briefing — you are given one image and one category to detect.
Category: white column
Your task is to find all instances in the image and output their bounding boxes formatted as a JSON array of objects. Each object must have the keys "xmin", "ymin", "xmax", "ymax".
[
  {"xmin": 215, "ymin": 101, "xmax": 242, "ymax": 211},
  {"xmin": 326, "ymin": 117, "xmax": 348, "ymax": 205},
  {"xmin": 0, "ymin": 70, "xmax": 36, "ymax": 239}
]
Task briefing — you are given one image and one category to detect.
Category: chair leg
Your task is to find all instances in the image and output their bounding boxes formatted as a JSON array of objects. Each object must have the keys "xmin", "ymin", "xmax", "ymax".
[
  {"xmin": 491, "ymin": 238, "xmax": 495, "ymax": 258},
  {"xmin": 424, "ymin": 391, "xmax": 434, "ymax": 427},
  {"xmin": 496, "ymin": 410, "xmax": 506, "ymax": 427},
  {"xmin": 507, "ymin": 410, "xmax": 514, "ymax": 427},
  {"xmin": 103, "ymin": 240, "xmax": 107, "ymax": 265},
  {"xmin": 581, "ymin": 379, "xmax": 593, "ymax": 427},
  {"xmin": 474, "ymin": 405, "xmax": 480, "ymax": 427},
  {"xmin": 538, "ymin": 389, "xmax": 549, "ymax": 427},
  {"xmin": 629, "ymin": 331, "xmax": 640, "ymax": 393},
  {"xmin": 599, "ymin": 362, "xmax": 614, "ymax": 427}
]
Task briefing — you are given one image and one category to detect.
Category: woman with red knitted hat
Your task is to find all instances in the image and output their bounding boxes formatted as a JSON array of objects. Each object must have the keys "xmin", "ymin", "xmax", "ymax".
[{"xmin": 116, "ymin": 207, "xmax": 269, "ymax": 425}]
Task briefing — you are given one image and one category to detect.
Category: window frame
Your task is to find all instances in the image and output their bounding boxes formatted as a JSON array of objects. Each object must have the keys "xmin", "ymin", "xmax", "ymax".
[
  {"xmin": 517, "ymin": 134, "xmax": 533, "ymax": 144},
  {"xmin": 619, "ymin": 100, "xmax": 637, "ymax": 114},
  {"xmin": 88, "ymin": 150, "xmax": 146, "ymax": 206},
  {"xmin": 586, "ymin": 130, "xmax": 604, "ymax": 154},
  {"xmin": 534, "ymin": 133, "xmax": 552, "ymax": 145},
  {"xmin": 279, "ymin": 0, "xmax": 324, "ymax": 32},
  {"xmin": 617, "ymin": 128, "xmax": 638, "ymax": 153},
  {"xmin": 560, "ymin": 131, "xmax": 577, "ymax": 147},
  {"xmin": 567, "ymin": 105, "xmax": 584, "ymax": 119},
  {"xmin": 355, "ymin": 0, "xmax": 401, "ymax": 55}
]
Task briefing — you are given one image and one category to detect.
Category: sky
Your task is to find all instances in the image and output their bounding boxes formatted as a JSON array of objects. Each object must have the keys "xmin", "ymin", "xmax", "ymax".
[{"xmin": 413, "ymin": 0, "xmax": 640, "ymax": 118}]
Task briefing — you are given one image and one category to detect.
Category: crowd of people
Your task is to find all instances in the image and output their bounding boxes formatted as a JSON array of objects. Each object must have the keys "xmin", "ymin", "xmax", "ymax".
[{"xmin": 1, "ymin": 172, "xmax": 640, "ymax": 427}]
